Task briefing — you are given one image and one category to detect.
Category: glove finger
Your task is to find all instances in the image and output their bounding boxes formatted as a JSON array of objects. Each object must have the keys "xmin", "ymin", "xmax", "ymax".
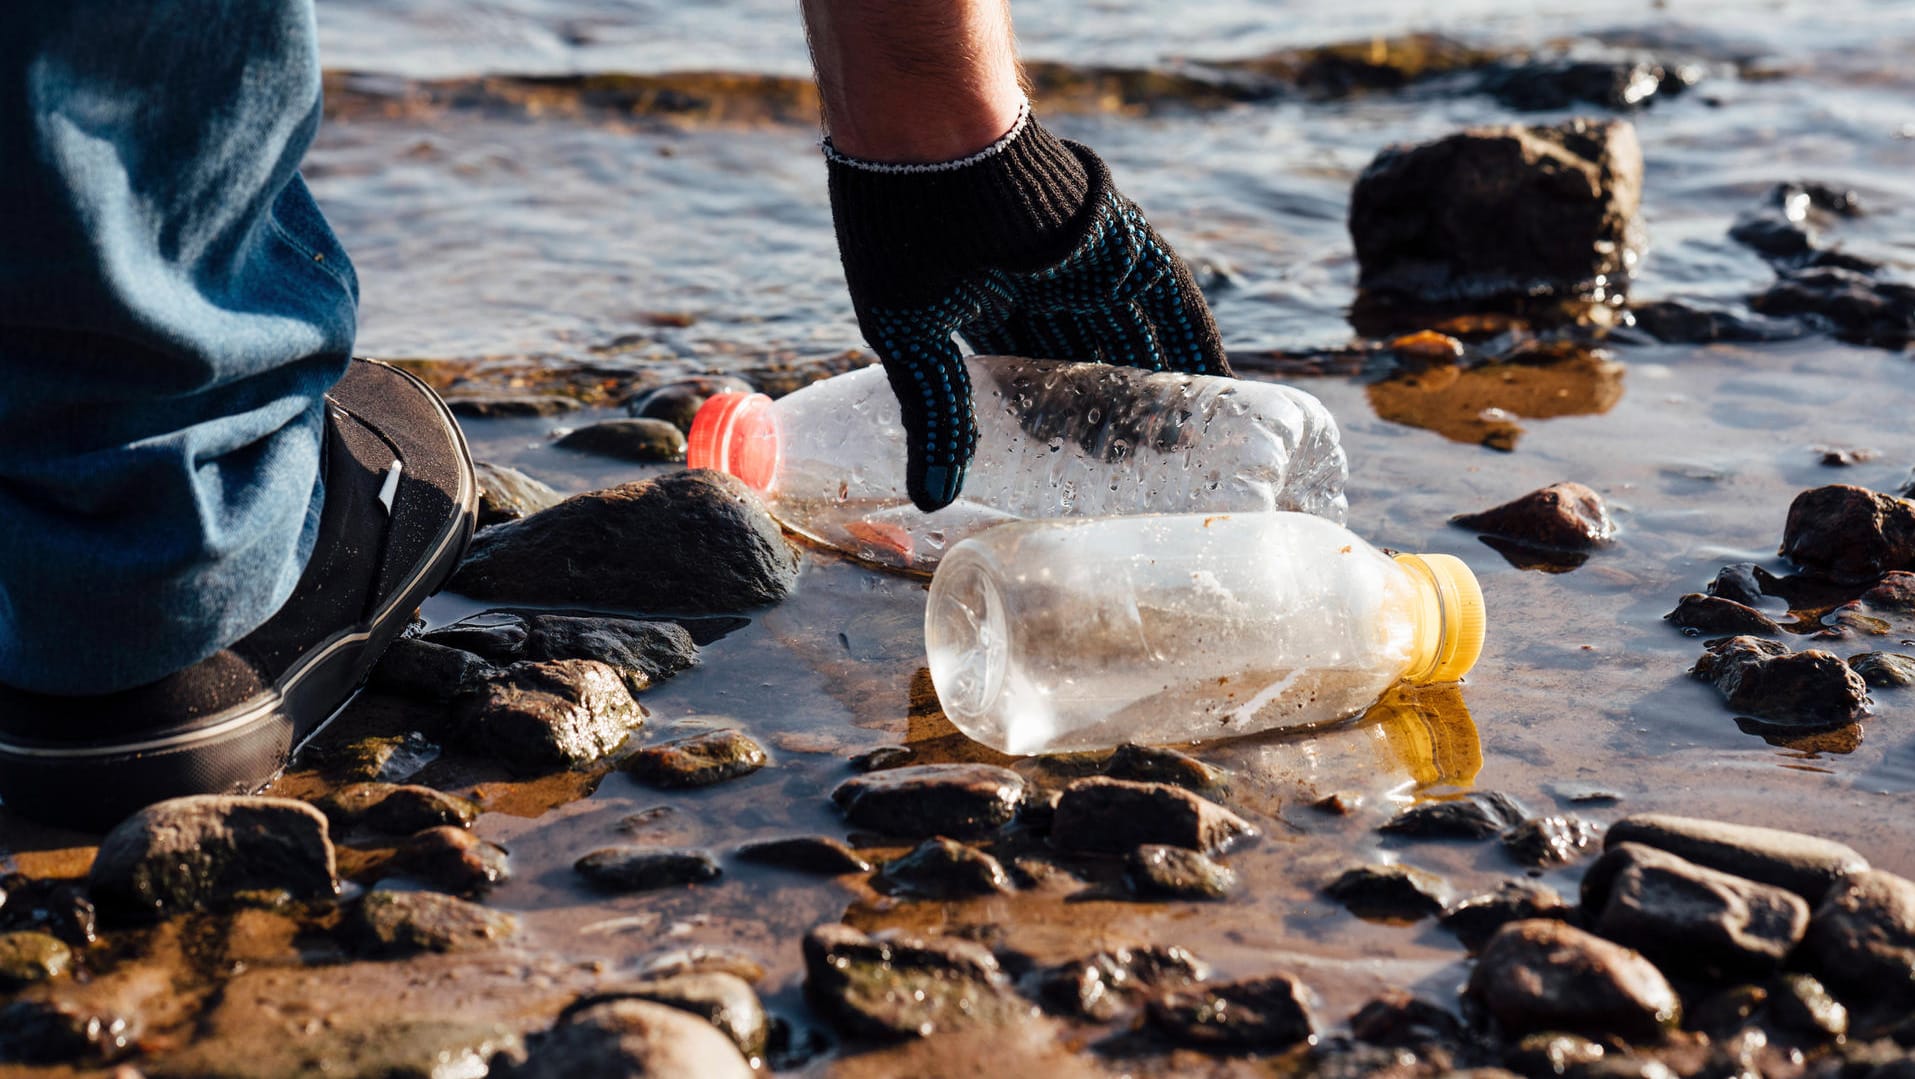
[
  {"xmin": 1002, "ymin": 308, "xmax": 1108, "ymax": 365},
  {"xmin": 874, "ymin": 331, "xmax": 978, "ymax": 512},
  {"xmin": 1131, "ymin": 224, "xmax": 1231, "ymax": 377}
]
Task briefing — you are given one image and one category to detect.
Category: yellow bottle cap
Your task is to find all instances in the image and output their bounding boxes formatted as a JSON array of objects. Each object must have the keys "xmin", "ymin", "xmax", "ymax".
[{"xmin": 1393, "ymin": 553, "xmax": 1487, "ymax": 684}]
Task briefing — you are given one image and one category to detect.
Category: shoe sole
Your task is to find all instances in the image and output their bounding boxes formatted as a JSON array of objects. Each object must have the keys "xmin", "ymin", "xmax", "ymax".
[{"xmin": 0, "ymin": 359, "xmax": 478, "ymax": 830}]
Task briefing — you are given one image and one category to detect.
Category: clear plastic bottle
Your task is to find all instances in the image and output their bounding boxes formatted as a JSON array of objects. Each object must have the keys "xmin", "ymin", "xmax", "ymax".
[
  {"xmin": 923, "ymin": 511, "xmax": 1485, "ymax": 755},
  {"xmin": 685, "ymin": 356, "xmax": 1346, "ymax": 572}
]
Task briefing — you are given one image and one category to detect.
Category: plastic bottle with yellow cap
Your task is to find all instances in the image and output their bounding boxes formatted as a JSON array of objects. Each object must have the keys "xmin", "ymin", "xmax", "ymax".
[{"xmin": 924, "ymin": 510, "xmax": 1485, "ymax": 755}]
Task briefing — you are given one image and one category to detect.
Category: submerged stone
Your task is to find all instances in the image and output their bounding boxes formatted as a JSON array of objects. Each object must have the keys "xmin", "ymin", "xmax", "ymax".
[
  {"xmin": 1325, "ymin": 863, "xmax": 1452, "ymax": 921},
  {"xmin": 733, "ymin": 836, "xmax": 871, "ymax": 875},
  {"xmin": 474, "ymin": 460, "xmax": 565, "ymax": 527},
  {"xmin": 874, "ymin": 838, "xmax": 1012, "ymax": 899},
  {"xmin": 1691, "ymin": 636, "xmax": 1870, "ymax": 730},
  {"xmin": 1602, "ymin": 813, "xmax": 1869, "ymax": 902},
  {"xmin": 575, "ymin": 847, "xmax": 721, "ymax": 892},
  {"xmin": 1050, "ymin": 777, "xmax": 1257, "ymax": 856},
  {"xmin": 87, "ymin": 796, "xmax": 338, "ymax": 923},
  {"xmin": 343, "ymin": 890, "xmax": 517, "ymax": 957},
  {"xmin": 848, "ymin": 745, "xmax": 915, "ymax": 772},
  {"xmin": 1780, "ymin": 485, "xmax": 1915, "ymax": 581},
  {"xmin": 831, "ymin": 764, "xmax": 1024, "ymax": 839},
  {"xmin": 1382, "ymin": 791, "xmax": 1528, "ymax": 839},
  {"xmin": 516, "ymin": 998, "xmax": 752, "ymax": 1079},
  {"xmin": 1585, "ymin": 843, "xmax": 1809, "ymax": 979},
  {"xmin": 1451, "ymin": 483, "xmax": 1617, "ymax": 551},
  {"xmin": 1441, "ymin": 879, "xmax": 1573, "ymax": 952},
  {"xmin": 470, "ymin": 659, "xmax": 646, "ymax": 772},
  {"xmin": 555, "ymin": 417, "xmax": 687, "ymax": 463},
  {"xmin": 801, "ymin": 924, "xmax": 1026, "ymax": 1040},
  {"xmin": 311, "ymin": 783, "xmax": 480, "ymax": 836},
  {"xmin": 1147, "ymin": 974, "xmax": 1318, "ymax": 1050},
  {"xmin": 451, "ymin": 471, "xmax": 800, "ymax": 613},
  {"xmin": 1503, "ymin": 815, "xmax": 1600, "ymax": 868},
  {"xmin": 1664, "ymin": 594, "xmax": 1784, "ymax": 637},
  {"xmin": 625, "ymin": 728, "xmax": 768, "ymax": 788},
  {"xmin": 1629, "ymin": 300, "xmax": 1805, "ymax": 344},
  {"xmin": 1468, "ymin": 920, "xmax": 1680, "ymax": 1042},
  {"xmin": 1125, "ymin": 844, "xmax": 1236, "ymax": 900}
]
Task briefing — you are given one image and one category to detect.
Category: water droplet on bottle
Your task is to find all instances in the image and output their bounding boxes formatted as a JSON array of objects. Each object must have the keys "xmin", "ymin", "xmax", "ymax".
[{"xmin": 1047, "ymin": 437, "xmax": 1062, "ymax": 452}]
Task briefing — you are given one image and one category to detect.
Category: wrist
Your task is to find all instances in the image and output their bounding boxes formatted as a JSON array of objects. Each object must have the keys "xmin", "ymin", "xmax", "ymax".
[{"xmin": 822, "ymin": 83, "xmax": 1027, "ymax": 164}]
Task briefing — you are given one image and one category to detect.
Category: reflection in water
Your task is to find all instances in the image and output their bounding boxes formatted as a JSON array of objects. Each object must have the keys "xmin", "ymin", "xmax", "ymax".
[{"xmin": 1365, "ymin": 340, "xmax": 1624, "ymax": 450}]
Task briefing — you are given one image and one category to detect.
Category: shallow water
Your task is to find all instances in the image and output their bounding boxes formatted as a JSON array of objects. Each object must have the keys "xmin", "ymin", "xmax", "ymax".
[{"xmin": 5, "ymin": 0, "xmax": 1915, "ymax": 1073}]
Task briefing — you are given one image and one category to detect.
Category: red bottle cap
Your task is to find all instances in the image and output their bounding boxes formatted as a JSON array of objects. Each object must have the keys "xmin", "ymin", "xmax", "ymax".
[{"xmin": 686, "ymin": 392, "xmax": 780, "ymax": 492}]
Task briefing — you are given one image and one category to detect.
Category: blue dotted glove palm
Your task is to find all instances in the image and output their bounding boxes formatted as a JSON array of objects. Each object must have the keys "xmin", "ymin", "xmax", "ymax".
[{"xmin": 826, "ymin": 114, "xmax": 1230, "ymax": 511}]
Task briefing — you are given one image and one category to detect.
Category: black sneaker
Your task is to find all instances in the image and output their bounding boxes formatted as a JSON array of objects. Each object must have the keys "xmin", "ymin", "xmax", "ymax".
[{"xmin": 0, "ymin": 359, "xmax": 478, "ymax": 830}]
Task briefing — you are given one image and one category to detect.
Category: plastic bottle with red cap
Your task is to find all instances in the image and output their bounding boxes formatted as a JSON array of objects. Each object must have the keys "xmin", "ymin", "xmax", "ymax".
[{"xmin": 687, "ymin": 355, "xmax": 1347, "ymax": 571}]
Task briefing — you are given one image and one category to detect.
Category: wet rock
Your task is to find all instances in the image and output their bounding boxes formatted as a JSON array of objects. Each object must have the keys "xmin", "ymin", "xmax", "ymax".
[
  {"xmin": 451, "ymin": 470, "xmax": 801, "ymax": 613},
  {"xmin": 470, "ymin": 659, "xmax": 646, "ymax": 772},
  {"xmin": 1751, "ymin": 268, "xmax": 1915, "ymax": 350},
  {"xmin": 1147, "ymin": 973, "xmax": 1318, "ymax": 1050},
  {"xmin": 431, "ymin": 611, "xmax": 700, "ymax": 695},
  {"xmin": 0, "ymin": 969, "xmax": 155, "ymax": 1064},
  {"xmin": 1603, "ymin": 813, "xmax": 1869, "ymax": 902},
  {"xmin": 309, "ymin": 731, "xmax": 442, "ymax": 784},
  {"xmin": 831, "ymin": 764, "xmax": 1024, "ymax": 839},
  {"xmin": 554, "ymin": 417, "xmax": 687, "ymax": 463},
  {"xmin": 0, "ymin": 877, "xmax": 96, "ymax": 947},
  {"xmin": 1730, "ymin": 209, "xmax": 1816, "ymax": 259},
  {"xmin": 1851, "ymin": 652, "xmax": 1915, "ymax": 688},
  {"xmin": 624, "ymin": 376, "xmax": 755, "ymax": 433},
  {"xmin": 1035, "ymin": 946, "xmax": 1208, "ymax": 1021},
  {"xmin": 1503, "ymin": 815, "xmax": 1601, "ymax": 868},
  {"xmin": 1765, "ymin": 973, "xmax": 1850, "ymax": 1041},
  {"xmin": 474, "ymin": 460, "xmax": 564, "ymax": 527},
  {"xmin": 1350, "ymin": 990, "xmax": 1466, "ymax": 1048},
  {"xmin": 1349, "ymin": 119, "xmax": 1642, "ymax": 304},
  {"xmin": 388, "ymin": 827, "xmax": 511, "ymax": 897},
  {"xmin": 575, "ymin": 847, "xmax": 721, "ymax": 892},
  {"xmin": 875, "ymin": 838, "xmax": 1012, "ymax": 899},
  {"xmin": 87, "ymin": 796, "xmax": 338, "ymax": 922},
  {"xmin": 1664, "ymin": 594, "xmax": 1784, "ymax": 637},
  {"xmin": 1708, "ymin": 562, "xmax": 1784, "ymax": 608},
  {"xmin": 569, "ymin": 971, "xmax": 768, "ymax": 1060},
  {"xmin": 1691, "ymin": 636, "xmax": 1870, "ymax": 730},
  {"xmin": 1452, "ymin": 483, "xmax": 1617, "ymax": 551},
  {"xmin": 368, "ymin": 636, "xmax": 498, "ymax": 703},
  {"xmin": 1781, "ymin": 485, "xmax": 1915, "ymax": 581},
  {"xmin": 1102, "ymin": 743, "xmax": 1226, "ymax": 791},
  {"xmin": 445, "ymin": 394, "xmax": 580, "ymax": 418},
  {"xmin": 1549, "ymin": 781, "xmax": 1624, "ymax": 806},
  {"xmin": 848, "ymin": 745, "xmax": 915, "ymax": 772},
  {"xmin": 1467, "ymin": 920, "xmax": 1680, "ymax": 1042},
  {"xmin": 733, "ymin": 836, "xmax": 871, "ymax": 875},
  {"xmin": 1441, "ymin": 879, "xmax": 1573, "ymax": 952},
  {"xmin": 0, "ymin": 932, "xmax": 71, "ymax": 990},
  {"xmin": 517, "ymin": 998, "xmax": 752, "ymax": 1079},
  {"xmin": 1325, "ymin": 863, "xmax": 1452, "ymax": 921},
  {"xmin": 1585, "ymin": 843, "xmax": 1809, "ymax": 979},
  {"xmin": 1382, "ymin": 791, "xmax": 1529, "ymax": 839},
  {"xmin": 1125, "ymin": 845, "xmax": 1236, "ymax": 901},
  {"xmin": 1803, "ymin": 870, "xmax": 1915, "ymax": 1016},
  {"xmin": 343, "ymin": 890, "xmax": 517, "ymax": 957},
  {"xmin": 801, "ymin": 924, "xmax": 1025, "ymax": 1040},
  {"xmin": 1861, "ymin": 571, "xmax": 1915, "ymax": 611},
  {"xmin": 1051, "ymin": 777, "xmax": 1257, "ymax": 856},
  {"xmin": 625, "ymin": 729, "xmax": 768, "ymax": 788},
  {"xmin": 1629, "ymin": 300, "xmax": 1805, "ymax": 344},
  {"xmin": 1478, "ymin": 52, "xmax": 1699, "ymax": 112},
  {"xmin": 311, "ymin": 783, "xmax": 480, "ymax": 836},
  {"xmin": 1505, "ymin": 1032, "xmax": 1610, "ymax": 1077}
]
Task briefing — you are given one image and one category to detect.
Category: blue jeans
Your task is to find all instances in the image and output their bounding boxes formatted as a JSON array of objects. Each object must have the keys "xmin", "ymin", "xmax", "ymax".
[{"xmin": 0, "ymin": 2, "xmax": 353, "ymax": 694}]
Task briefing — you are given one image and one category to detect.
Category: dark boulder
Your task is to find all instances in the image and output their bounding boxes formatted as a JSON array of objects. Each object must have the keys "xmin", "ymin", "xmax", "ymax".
[
  {"xmin": 1441, "ymin": 879, "xmax": 1573, "ymax": 952},
  {"xmin": 1050, "ymin": 777, "xmax": 1257, "ymax": 856},
  {"xmin": 1349, "ymin": 119, "xmax": 1642, "ymax": 304},
  {"xmin": 1691, "ymin": 636, "xmax": 1870, "ymax": 730},
  {"xmin": 343, "ymin": 890, "xmax": 517, "ymax": 957},
  {"xmin": 386, "ymin": 827, "xmax": 511, "ymax": 897},
  {"xmin": 311, "ymin": 783, "xmax": 480, "ymax": 836},
  {"xmin": 733, "ymin": 836, "xmax": 871, "ymax": 875},
  {"xmin": 1629, "ymin": 300, "xmax": 1805, "ymax": 344},
  {"xmin": 87, "ymin": 796, "xmax": 337, "ymax": 922},
  {"xmin": 830, "ymin": 764, "xmax": 1024, "ymax": 839},
  {"xmin": 1467, "ymin": 920, "xmax": 1680, "ymax": 1042},
  {"xmin": 1802, "ymin": 870, "xmax": 1915, "ymax": 1017},
  {"xmin": 1502, "ymin": 815, "xmax": 1600, "ymax": 868},
  {"xmin": 1584, "ymin": 843, "xmax": 1809, "ymax": 979},
  {"xmin": 1480, "ymin": 55, "xmax": 1696, "ymax": 112},
  {"xmin": 469, "ymin": 659, "xmax": 646, "ymax": 772},
  {"xmin": 1349, "ymin": 990, "xmax": 1467, "ymax": 1048},
  {"xmin": 1036, "ymin": 946, "xmax": 1208, "ymax": 1022},
  {"xmin": 1781, "ymin": 485, "xmax": 1915, "ymax": 581},
  {"xmin": 575, "ymin": 847, "xmax": 721, "ymax": 893},
  {"xmin": 426, "ymin": 611, "xmax": 700, "ymax": 695},
  {"xmin": 1751, "ymin": 268, "xmax": 1915, "ymax": 350},
  {"xmin": 368, "ymin": 637, "xmax": 498, "ymax": 702},
  {"xmin": 451, "ymin": 470, "xmax": 800, "ymax": 613}
]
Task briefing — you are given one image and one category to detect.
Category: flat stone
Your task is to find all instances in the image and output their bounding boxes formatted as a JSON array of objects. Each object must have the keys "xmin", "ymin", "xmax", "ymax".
[
  {"xmin": 1780, "ymin": 485, "xmax": 1915, "ymax": 580},
  {"xmin": 470, "ymin": 659, "xmax": 646, "ymax": 772},
  {"xmin": 446, "ymin": 395, "xmax": 580, "ymax": 418},
  {"xmin": 474, "ymin": 460, "xmax": 565, "ymax": 527},
  {"xmin": 343, "ymin": 890, "xmax": 517, "ymax": 957},
  {"xmin": 367, "ymin": 637, "xmax": 498, "ymax": 702},
  {"xmin": 1467, "ymin": 920, "xmax": 1681, "ymax": 1042},
  {"xmin": 1102, "ymin": 743, "xmax": 1226, "ymax": 791},
  {"xmin": 311, "ymin": 783, "xmax": 480, "ymax": 836},
  {"xmin": 624, "ymin": 729, "xmax": 768, "ymax": 788},
  {"xmin": 801, "ymin": 924, "xmax": 1026, "ymax": 1040},
  {"xmin": 1050, "ymin": 777, "xmax": 1257, "ymax": 856},
  {"xmin": 1146, "ymin": 973, "xmax": 1318, "ymax": 1050},
  {"xmin": 1035, "ymin": 946, "xmax": 1209, "ymax": 1022},
  {"xmin": 831, "ymin": 764, "xmax": 1024, "ymax": 839},
  {"xmin": 1803, "ymin": 869, "xmax": 1915, "ymax": 1016},
  {"xmin": 1502, "ymin": 815, "xmax": 1600, "ymax": 868},
  {"xmin": 1441, "ymin": 879, "xmax": 1574, "ymax": 952},
  {"xmin": 575, "ymin": 847, "xmax": 721, "ymax": 893},
  {"xmin": 1325, "ymin": 863, "xmax": 1452, "ymax": 921},
  {"xmin": 568, "ymin": 971, "xmax": 767, "ymax": 1060},
  {"xmin": 1851, "ymin": 652, "xmax": 1915, "ymax": 688},
  {"xmin": 733, "ymin": 836, "xmax": 871, "ymax": 875},
  {"xmin": 874, "ymin": 838, "xmax": 1011, "ymax": 899},
  {"xmin": 1125, "ymin": 845, "xmax": 1236, "ymax": 900},
  {"xmin": 87, "ymin": 796, "xmax": 338, "ymax": 923},
  {"xmin": 1586, "ymin": 843, "xmax": 1809, "ymax": 979},
  {"xmin": 1692, "ymin": 635, "xmax": 1870, "ymax": 730},
  {"xmin": 1664, "ymin": 594, "xmax": 1784, "ymax": 637},
  {"xmin": 515, "ymin": 998, "xmax": 752, "ymax": 1079},
  {"xmin": 555, "ymin": 418, "xmax": 687, "ymax": 463},
  {"xmin": 1451, "ymin": 483, "xmax": 1617, "ymax": 551},
  {"xmin": 0, "ymin": 932, "xmax": 72, "ymax": 990},
  {"xmin": 1382, "ymin": 791, "xmax": 1529, "ymax": 839},
  {"xmin": 386, "ymin": 827, "xmax": 511, "ymax": 897},
  {"xmin": 623, "ymin": 376, "xmax": 755, "ymax": 433},
  {"xmin": 451, "ymin": 471, "xmax": 801, "ymax": 613},
  {"xmin": 1603, "ymin": 813, "xmax": 1869, "ymax": 902}
]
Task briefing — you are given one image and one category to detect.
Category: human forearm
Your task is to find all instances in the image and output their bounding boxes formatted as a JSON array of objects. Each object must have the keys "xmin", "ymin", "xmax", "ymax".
[{"xmin": 799, "ymin": 0, "xmax": 1026, "ymax": 163}]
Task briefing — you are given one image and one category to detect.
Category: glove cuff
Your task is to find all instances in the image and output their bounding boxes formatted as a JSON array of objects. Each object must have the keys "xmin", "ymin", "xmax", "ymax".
[{"xmin": 826, "ymin": 108, "xmax": 1099, "ymax": 308}]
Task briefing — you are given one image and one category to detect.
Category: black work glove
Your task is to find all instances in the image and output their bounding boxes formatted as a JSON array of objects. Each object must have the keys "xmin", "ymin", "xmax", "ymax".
[{"xmin": 825, "ymin": 108, "xmax": 1230, "ymax": 512}]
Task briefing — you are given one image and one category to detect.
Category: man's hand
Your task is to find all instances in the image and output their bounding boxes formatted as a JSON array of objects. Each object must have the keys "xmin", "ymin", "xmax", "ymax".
[{"xmin": 803, "ymin": 0, "xmax": 1229, "ymax": 512}]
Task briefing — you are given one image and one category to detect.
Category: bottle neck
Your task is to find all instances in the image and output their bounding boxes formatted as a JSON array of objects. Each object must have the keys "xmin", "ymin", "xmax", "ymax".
[{"xmin": 1390, "ymin": 552, "xmax": 1486, "ymax": 686}]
